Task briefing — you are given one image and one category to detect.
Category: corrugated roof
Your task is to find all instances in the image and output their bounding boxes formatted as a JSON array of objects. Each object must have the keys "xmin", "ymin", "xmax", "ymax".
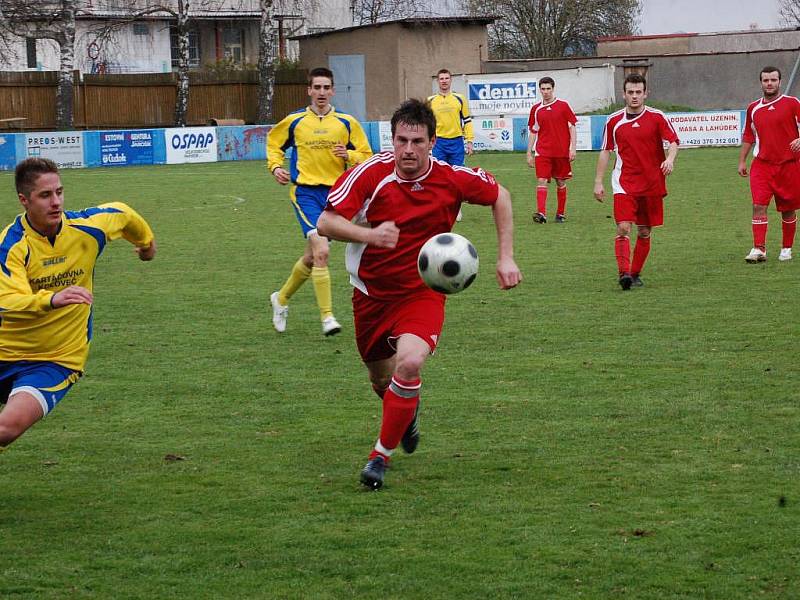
[{"xmin": 291, "ymin": 16, "xmax": 496, "ymax": 40}]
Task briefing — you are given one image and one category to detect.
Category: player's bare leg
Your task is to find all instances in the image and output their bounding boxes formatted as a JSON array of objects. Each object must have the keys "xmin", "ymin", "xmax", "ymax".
[
  {"xmin": 0, "ymin": 392, "xmax": 45, "ymax": 448},
  {"xmin": 361, "ymin": 335, "xmax": 430, "ymax": 489}
]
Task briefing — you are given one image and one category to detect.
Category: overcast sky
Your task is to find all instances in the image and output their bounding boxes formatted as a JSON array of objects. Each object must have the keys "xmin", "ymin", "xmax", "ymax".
[{"xmin": 638, "ymin": 0, "xmax": 783, "ymax": 34}]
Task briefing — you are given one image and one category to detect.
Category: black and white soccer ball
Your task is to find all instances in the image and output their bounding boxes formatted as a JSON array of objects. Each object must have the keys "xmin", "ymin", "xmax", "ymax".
[{"xmin": 417, "ymin": 232, "xmax": 479, "ymax": 294}]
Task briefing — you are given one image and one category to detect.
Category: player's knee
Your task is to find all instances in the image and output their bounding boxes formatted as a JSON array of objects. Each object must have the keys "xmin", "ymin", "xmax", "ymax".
[
  {"xmin": 617, "ymin": 223, "xmax": 632, "ymax": 237},
  {"xmin": 0, "ymin": 422, "xmax": 24, "ymax": 447},
  {"xmin": 312, "ymin": 249, "xmax": 329, "ymax": 267},
  {"xmin": 394, "ymin": 354, "xmax": 425, "ymax": 380}
]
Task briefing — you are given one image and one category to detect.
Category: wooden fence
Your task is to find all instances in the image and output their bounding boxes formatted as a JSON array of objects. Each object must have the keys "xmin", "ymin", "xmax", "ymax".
[{"xmin": 0, "ymin": 70, "xmax": 308, "ymax": 130}]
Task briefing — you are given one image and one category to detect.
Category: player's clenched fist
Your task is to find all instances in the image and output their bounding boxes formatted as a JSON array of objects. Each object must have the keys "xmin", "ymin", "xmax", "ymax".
[
  {"xmin": 369, "ymin": 221, "xmax": 399, "ymax": 248},
  {"xmin": 51, "ymin": 285, "xmax": 93, "ymax": 308}
]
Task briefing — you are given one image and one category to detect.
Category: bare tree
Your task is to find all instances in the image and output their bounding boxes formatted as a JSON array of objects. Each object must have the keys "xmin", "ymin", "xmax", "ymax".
[
  {"xmin": 352, "ymin": 0, "xmax": 433, "ymax": 25},
  {"xmin": 256, "ymin": 0, "xmax": 276, "ymax": 123},
  {"xmin": 780, "ymin": 0, "xmax": 800, "ymax": 25},
  {"xmin": 0, "ymin": 0, "xmax": 78, "ymax": 129},
  {"xmin": 460, "ymin": 0, "xmax": 641, "ymax": 59}
]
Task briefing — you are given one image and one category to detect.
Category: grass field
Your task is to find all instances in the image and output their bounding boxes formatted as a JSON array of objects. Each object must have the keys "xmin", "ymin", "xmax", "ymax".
[{"xmin": 1, "ymin": 149, "xmax": 798, "ymax": 599}]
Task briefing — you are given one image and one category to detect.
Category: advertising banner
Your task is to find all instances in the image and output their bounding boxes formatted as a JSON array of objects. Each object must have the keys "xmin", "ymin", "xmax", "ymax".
[
  {"xmin": 473, "ymin": 116, "xmax": 513, "ymax": 151},
  {"xmin": 99, "ymin": 130, "xmax": 156, "ymax": 166},
  {"xmin": 575, "ymin": 116, "xmax": 593, "ymax": 151},
  {"xmin": 378, "ymin": 121, "xmax": 393, "ymax": 152},
  {"xmin": 217, "ymin": 125, "xmax": 270, "ymax": 162},
  {"xmin": 165, "ymin": 127, "xmax": 218, "ymax": 164},
  {"xmin": 0, "ymin": 134, "xmax": 15, "ymax": 170},
  {"xmin": 25, "ymin": 131, "xmax": 84, "ymax": 168},
  {"xmin": 667, "ymin": 111, "xmax": 742, "ymax": 147}
]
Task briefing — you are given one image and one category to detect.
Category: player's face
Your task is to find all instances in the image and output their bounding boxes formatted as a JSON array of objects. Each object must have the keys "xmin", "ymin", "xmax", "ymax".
[
  {"xmin": 308, "ymin": 76, "xmax": 334, "ymax": 112},
  {"xmin": 623, "ymin": 83, "xmax": 648, "ymax": 112},
  {"xmin": 760, "ymin": 71, "xmax": 781, "ymax": 99},
  {"xmin": 540, "ymin": 83, "xmax": 554, "ymax": 103},
  {"xmin": 393, "ymin": 122, "xmax": 434, "ymax": 179},
  {"xmin": 437, "ymin": 73, "xmax": 451, "ymax": 93},
  {"xmin": 19, "ymin": 172, "xmax": 64, "ymax": 236}
]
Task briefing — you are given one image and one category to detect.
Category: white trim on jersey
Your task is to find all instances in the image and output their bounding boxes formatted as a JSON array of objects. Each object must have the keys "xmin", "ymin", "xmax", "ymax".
[
  {"xmin": 601, "ymin": 108, "xmax": 626, "ymax": 150},
  {"xmin": 748, "ymin": 96, "xmax": 785, "ymax": 159},
  {"xmin": 344, "ymin": 171, "xmax": 398, "ymax": 295},
  {"xmin": 328, "ymin": 152, "xmax": 394, "ymax": 207}
]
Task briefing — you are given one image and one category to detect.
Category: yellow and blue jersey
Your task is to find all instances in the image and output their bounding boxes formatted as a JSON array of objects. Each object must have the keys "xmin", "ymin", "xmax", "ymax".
[
  {"xmin": 267, "ymin": 106, "xmax": 372, "ymax": 186},
  {"xmin": 428, "ymin": 92, "xmax": 474, "ymax": 141},
  {"xmin": 0, "ymin": 202, "xmax": 154, "ymax": 372}
]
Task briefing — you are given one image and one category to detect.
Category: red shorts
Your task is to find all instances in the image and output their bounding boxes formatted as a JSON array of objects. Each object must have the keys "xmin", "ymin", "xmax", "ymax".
[
  {"xmin": 353, "ymin": 288, "xmax": 446, "ymax": 363},
  {"xmin": 750, "ymin": 158, "xmax": 800, "ymax": 211},
  {"xmin": 534, "ymin": 156, "xmax": 572, "ymax": 181},
  {"xmin": 613, "ymin": 194, "xmax": 664, "ymax": 227}
]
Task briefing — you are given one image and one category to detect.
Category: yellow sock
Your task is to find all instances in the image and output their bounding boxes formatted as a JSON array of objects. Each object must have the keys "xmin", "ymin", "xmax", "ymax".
[
  {"xmin": 278, "ymin": 259, "xmax": 312, "ymax": 305},
  {"xmin": 311, "ymin": 266, "xmax": 333, "ymax": 320}
]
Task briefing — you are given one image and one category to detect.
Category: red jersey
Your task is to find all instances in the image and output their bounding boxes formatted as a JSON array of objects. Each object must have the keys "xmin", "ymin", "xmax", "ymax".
[
  {"xmin": 527, "ymin": 98, "xmax": 577, "ymax": 158},
  {"xmin": 742, "ymin": 94, "xmax": 800, "ymax": 164},
  {"xmin": 602, "ymin": 107, "xmax": 679, "ymax": 196},
  {"xmin": 326, "ymin": 152, "xmax": 499, "ymax": 300}
]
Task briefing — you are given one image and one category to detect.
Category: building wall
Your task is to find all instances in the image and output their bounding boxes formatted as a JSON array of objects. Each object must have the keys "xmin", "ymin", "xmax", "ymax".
[
  {"xmin": 598, "ymin": 29, "xmax": 800, "ymax": 57},
  {"xmin": 298, "ymin": 21, "xmax": 488, "ymax": 120},
  {"xmin": 485, "ymin": 49, "xmax": 800, "ymax": 111}
]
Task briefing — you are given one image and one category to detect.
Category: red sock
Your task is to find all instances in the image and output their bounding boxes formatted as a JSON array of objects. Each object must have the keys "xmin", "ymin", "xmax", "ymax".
[
  {"xmin": 536, "ymin": 186, "xmax": 547, "ymax": 214},
  {"xmin": 752, "ymin": 217, "xmax": 768, "ymax": 251},
  {"xmin": 371, "ymin": 376, "xmax": 420, "ymax": 457},
  {"xmin": 782, "ymin": 216, "xmax": 797, "ymax": 249},
  {"xmin": 631, "ymin": 236, "xmax": 651, "ymax": 276},
  {"xmin": 615, "ymin": 235, "xmax": 631, "ymax": 275},
  {"xmin": 556, "ymin": 186, "xmax": 567, "ymax": 216}
]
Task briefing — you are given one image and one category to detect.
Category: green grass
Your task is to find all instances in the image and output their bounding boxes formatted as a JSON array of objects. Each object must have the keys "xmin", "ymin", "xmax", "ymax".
[{"xmin": 1, "ymin": 149, "xmax": 798, "ymax": 599}]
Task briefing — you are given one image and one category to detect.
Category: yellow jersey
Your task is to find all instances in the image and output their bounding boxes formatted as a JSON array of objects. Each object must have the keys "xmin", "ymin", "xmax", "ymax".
[
  {"xmin": 0, "ymin": 202, "xmax": 154, "ymax": 371},
  {"xmin": 428, "ymin": 92, "xmax": 474, "ymax": 141},
  {"xmin": 267, "ymin": 106, "xmax": 372, "ymax": 186}
]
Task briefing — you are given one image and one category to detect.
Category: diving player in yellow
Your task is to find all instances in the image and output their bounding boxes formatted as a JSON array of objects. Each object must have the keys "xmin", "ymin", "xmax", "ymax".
[
  {"xmin": 267, "ymin": 67, "xmax": 372, "ymax": 337},
  {"xmin": 0, "ymin": 157, "xmax": 156, "ymax": 449},
  {"xmin": 428, "ymin": 68, "xmax": 475, "ymax": 220}
]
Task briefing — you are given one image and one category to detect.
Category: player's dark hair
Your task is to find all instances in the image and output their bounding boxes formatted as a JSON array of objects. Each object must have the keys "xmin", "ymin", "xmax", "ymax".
[
  {"xmin": 437, "ymin": 68, "xmax": 451, "ymax": 77},
  {"xmin": 539, "ymin": 76, "xmax": 555, "ymax": 87},
  {"xmin": 15, "ymin": 157, "xmax": 59, "ymax": 197},
  {"xmin": 308, "ymin": 67, "xmax": 334, "ymax": 86},
  {"xmin": 392, "ymin": 99, "xmax": 437, "ymax": 139},
  {"xmin": 623, "ymin": 73, "xmax": 647, "ymax": 91},
  {"xmin": 760, "ymin": 66, "xmax": 781, "ymax": 81}
]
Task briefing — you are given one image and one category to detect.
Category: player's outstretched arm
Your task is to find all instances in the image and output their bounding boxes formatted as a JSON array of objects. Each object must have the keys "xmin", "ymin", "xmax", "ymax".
[
  {"xmin": 51, "ymin": 285, "xmax": 93, "ymax": 308},
  {"xmin": 491, "ymin": 185, "xmax": 521, "ymax": 290},
  {"xmin": 135, "ymin": 239, "xmax": 157, "ymax": 261},
  {"xmin": 317, "ymin": 210, "xmax": 399, "ymax": 248},
  {"xmin": 738, "ymin": 142, "xmax": 753, "ymax": 176},
  {"xmin": 594, "ymin": 150, "xmax": 610, "ymax": 201}
]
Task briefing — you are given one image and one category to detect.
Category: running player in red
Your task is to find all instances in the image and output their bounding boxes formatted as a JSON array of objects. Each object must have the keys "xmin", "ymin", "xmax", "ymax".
[
  {"xmin": 594, "ymin": 73, "xmax": 679, "ymax": 290},
  {"xmin": 526, "ymin": 77, "xmax": 577, "ymax": 223},
  {"xmin": 738, "ymin": 66, "xmax": 800, "ymax": 263},
  {"xmin": 317, "ymin": 99, "xmax": 522, "ymax": 490}
]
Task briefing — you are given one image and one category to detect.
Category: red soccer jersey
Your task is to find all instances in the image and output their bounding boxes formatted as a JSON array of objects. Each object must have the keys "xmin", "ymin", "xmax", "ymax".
[
  {"xmin": 326, "ymin": 152, "xmax": 499, "ymax": 300},
  {"xmin": 527, "ymin": 99, "xmax": 577, "ymax": 158},
  {"xmin": 742, "ymin": 94, "xmax": 800, "ymax": 164},
  {"xmin": 602, "ymin": 107, "xmax": 679, "ymax": 196}
]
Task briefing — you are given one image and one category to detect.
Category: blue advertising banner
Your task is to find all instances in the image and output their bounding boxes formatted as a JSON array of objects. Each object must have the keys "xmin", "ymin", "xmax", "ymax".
[
  {"xmin": 217, "ymin": 125, "xmax": 270, "ymax": 162},
  {"xmin": 99, "ymin": 130, "xmax": 157, "ymax": 166},
  {"xmin": 0, "ymin": 134, "xmax": 16, "ymax": 170}
]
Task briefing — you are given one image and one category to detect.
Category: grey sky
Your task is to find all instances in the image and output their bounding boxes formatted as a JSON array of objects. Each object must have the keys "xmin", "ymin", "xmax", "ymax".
[{"xmin": 638, "ymin": 0, "xmax": 783, "ymax": 34}]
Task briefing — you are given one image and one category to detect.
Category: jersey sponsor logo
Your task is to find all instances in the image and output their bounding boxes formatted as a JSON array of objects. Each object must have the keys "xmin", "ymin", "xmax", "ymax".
[
  {"xmin": 41, "ymin": 256, "xmax": 67, "ymax": 267},
  {"xmin": 411, "ymin": 182, "xmax": 424, "ymax": 192},
  {"xmin": 30, "ymin": 267, "xmax": 85, "ymax": 291}
]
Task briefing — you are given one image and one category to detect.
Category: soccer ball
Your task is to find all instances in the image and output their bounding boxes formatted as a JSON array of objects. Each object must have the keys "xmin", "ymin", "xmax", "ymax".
[{"xmin": 417, "ymin": 232, "xmax": 479, "ymax": 294}]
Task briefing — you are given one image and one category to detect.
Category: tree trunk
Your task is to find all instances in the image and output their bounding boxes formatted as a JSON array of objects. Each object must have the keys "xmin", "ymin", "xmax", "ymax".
[
  {"xmin": 256, "ymin": 0, "xmax": 276, "ymax": 124},
  {"xmin": 55, "ymin": 19, "xmax": 75, "ymax": 130},
  {"xmin": 173, "ymin": 0, "xmax": 190, "ymax": 126}
]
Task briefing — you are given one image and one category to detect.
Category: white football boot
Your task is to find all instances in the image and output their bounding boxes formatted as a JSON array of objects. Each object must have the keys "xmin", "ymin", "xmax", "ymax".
[
  {"xmin": 322, "ymin": 316, "xmax": 341, "ymax": 337},
  {"xmin": 270, "ymin": 291, "xmax": 288, "ymax": 332},
  {"xmin": 779, "ymin": 248, "xmax": 793, "ymax": 262},
  {"xmin": 744, "ymin": 248, "xmax": 767, "ymax": 263}
]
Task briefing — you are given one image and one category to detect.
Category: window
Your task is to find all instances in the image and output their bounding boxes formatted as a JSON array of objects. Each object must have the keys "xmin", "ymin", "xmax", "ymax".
[
  {"xmin": 133, "ymin": 23, "xmax": 149, "ymax": 36},
  {"xmin": 222, "ymin": 28, "xmax": 244, "ymax": 64},
  {"xmin": 170, "ymin": 28, "xmax": 200, "ymax": 68},
  {"xmin": 26, "ymin": 38, "xmax": 37, "ymax": 69}
]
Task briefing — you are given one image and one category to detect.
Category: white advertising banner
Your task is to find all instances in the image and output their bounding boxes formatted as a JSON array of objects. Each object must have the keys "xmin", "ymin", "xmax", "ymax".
[
  {"xmin": 474, "ymin": 116, "xmax": 513, "ymax": 151},
  {"xmin": 456, "ymin": 65, "xmax": 616, "ymax": 117},
  {"xmin": 165, "ymin": 127, "xmax": 218, "ymax": 164},
  {"xmin": 25, "ymin": 132, "xmax": 84, "ymax": 169},
  {"xmin": 668, "ymin": 111, "xmax": 741, "ymax": 147},
  {"xmin": 575, "ymin": 116, "xmax": 592, "ymax": 151},
  {"xmin": 378, "ymin": 121, "xmax": 393, "ymax": 151}
]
